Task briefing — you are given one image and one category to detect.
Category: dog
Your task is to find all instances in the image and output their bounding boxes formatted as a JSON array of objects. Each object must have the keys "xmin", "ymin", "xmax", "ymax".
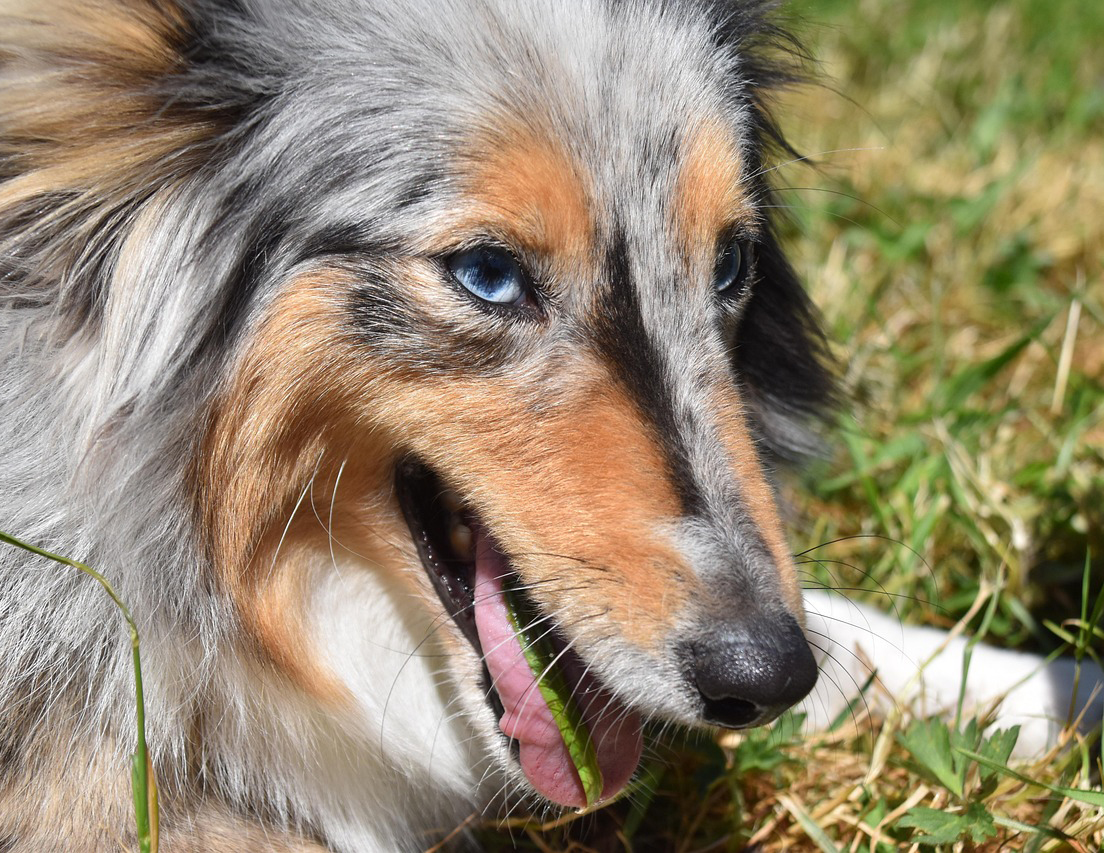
[{"xmin": 1, "ymin": 0, "xmax": 1100, "ymax": 850}]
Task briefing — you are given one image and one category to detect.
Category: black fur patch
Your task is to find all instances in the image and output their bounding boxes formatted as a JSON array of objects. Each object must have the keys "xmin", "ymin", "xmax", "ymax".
[{"xmin": 592, "ymin": 226, "xmax": 707, "ymax": 515}]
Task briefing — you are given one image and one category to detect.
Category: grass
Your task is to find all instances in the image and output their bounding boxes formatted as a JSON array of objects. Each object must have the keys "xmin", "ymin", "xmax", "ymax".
[
  {"xmin": 473, "ymin": 0, "xmax": 1104, "ymax": 849},
  {"xmin": 0, "ymin": 531, "xmax": 159, "ymax": 853}
]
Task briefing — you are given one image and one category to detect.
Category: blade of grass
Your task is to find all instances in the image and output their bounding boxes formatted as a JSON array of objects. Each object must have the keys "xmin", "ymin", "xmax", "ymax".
[
  {"xmin": 992, "ymin": 815, "xmax": 1069, "ymax": 842},
  {"xmin": 941, "ymin": 318, "xmax": 1050, "ymax": 410},
  {"xmin": 620, "ymin": 760, "xmax": 665, "ymax": 839},
  {"xmin": 778, "ymin": 794, "xmax": 842, "ymax": 853},
  {"xmin": 828, "ymin": 671, "xmax": 877, "ymax": 733},
  {"xmin": 501, "ymin": 577, "xmax": 603, "ymax": 807},
  {"xmin": 954, "ymin": 567, "xmax": 1004, "ymax": 731},
  {"xmin": 0, "ymin": 530, "xmax": 157, "ymax": 853},
  {"xmin": 955, "ymin": 748, "xmax": 1104, "ymax": 807}
]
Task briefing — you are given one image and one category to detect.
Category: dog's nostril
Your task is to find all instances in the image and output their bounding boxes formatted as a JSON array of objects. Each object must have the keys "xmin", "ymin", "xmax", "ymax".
[
  {"xmin": 688, "ymin": 614, "xmax": 817, "ymax": 729},
  {"xmin": 700, "ymin": 695, "xmax": 761, "ymax": 728}
]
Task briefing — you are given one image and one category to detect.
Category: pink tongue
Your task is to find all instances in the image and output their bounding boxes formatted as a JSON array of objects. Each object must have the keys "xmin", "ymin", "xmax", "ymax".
[{"xmin": 473, "ymin": 533, "xmax": 644, "ymax": 808}]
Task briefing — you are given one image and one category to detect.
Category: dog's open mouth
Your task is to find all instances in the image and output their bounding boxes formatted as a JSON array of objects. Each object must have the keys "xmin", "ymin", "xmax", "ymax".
[{"xmin": 396, "ymin": 460, "xmax": 644, "ymax": 808}]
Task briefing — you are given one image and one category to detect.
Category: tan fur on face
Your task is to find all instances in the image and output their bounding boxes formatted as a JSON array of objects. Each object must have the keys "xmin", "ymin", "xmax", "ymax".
[
  {"xmin": 385, "ymin": 371, "xmax": 694, "ymax": 649},
  {"xmin": 711, "ymin": 386, "xmax": 804, "ymax": 615},
  {"xmin": 449, "ymin": 122, "xmax": 594, "ymax": 259},
  {"xmin": 672, "ymin": 119, "xmax": 756, "ymax": 250},
  {"xmin": 200, "ymin": 265, "xmax": 699, "ymax": 681},
  {"xmin": 200, "ymin": 271, "xmax": 383, "ymax": 699},
  {"xmin": 673, "ymin": 119, "xmax": 801, "ymax": 615}
]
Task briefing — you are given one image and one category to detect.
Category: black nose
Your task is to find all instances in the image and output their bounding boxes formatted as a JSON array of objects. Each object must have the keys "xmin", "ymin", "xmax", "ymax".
[{"xmin": 685, "ymin": 615, "xmax": 817, "ymax": 729}]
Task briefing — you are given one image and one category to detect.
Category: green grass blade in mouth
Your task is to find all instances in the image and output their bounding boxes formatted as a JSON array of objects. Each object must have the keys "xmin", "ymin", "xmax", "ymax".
[{"xmin": 501, "ymin": 576, "xmax": 604, "ymax": 807}]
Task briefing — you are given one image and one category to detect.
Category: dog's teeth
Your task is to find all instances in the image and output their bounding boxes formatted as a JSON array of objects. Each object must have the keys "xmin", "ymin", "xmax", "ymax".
[
  {"xmin": 450, "ymin": 522, "xmax": 473, "ymax": 559},
  {"xmin": 441, "ymin": 489, "xmax": 463, "ymax": 514}
]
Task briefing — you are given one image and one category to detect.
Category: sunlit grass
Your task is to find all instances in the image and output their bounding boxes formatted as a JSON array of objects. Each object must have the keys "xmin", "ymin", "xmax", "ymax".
[
  {"xmin": 476, "ymin": 0, "xmax": 1103, "ymax": 849},
  {"xmin": 783, "ymin": 0, "xmax": 1103, "ymax": 642}
]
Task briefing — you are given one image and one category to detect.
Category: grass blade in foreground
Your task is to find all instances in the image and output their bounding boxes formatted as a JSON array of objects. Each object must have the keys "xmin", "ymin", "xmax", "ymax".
[
  {"xmin": 502, "ymin": 577, "xmax": 604, "ymax": 807},
  {"xmin": 0, "ymin": 530, "xmax": 159, "ymax": 853},
  {"xmin": 955, "ymin": 747, "xmax": 1104, "ymax": 808}
]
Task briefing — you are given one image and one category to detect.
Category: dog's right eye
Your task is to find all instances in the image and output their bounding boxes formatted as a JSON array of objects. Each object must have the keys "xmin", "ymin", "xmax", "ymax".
[{"xmin": 446, "ymin": 247, "xmax": 528, "ymax": 306}]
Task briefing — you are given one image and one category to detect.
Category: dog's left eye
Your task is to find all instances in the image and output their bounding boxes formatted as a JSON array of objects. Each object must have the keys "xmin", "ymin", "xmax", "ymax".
[
  {"xmin": 446, "ymin": 247, "xmax": 528, "ymax": 306},
  {"xmin": 713, "ymin": 239, "xmax": 752, "ymax": 296}
]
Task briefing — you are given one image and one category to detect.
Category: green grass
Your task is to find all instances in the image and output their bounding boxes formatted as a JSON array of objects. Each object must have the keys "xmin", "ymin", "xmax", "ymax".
[
  {"xmin": 474, "ymin": 0, "xmax": 1104, "ymax": 849},
  {"xmin": 0, "ymin": 531, "xmax": 159, "ymax": 853},
  {"xmin": 783, "ymin": 0, "xmax": 1103, "ymax": 640}
]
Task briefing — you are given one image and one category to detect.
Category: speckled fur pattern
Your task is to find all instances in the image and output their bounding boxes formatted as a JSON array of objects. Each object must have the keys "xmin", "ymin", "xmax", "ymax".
[{"xmin": 0, "ymin": 1, "xmax": 1098, "ymax": 851}]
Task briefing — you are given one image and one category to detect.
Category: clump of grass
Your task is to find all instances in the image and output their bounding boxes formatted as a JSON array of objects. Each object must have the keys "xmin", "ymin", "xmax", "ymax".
[
  {"xmin": 472, "ymin": 0, "xmax": 1103, "ymax": 848},
  {"xmin": 0, "ymin": 531, "xmax": 159, "ymax": 853},
  {"xmin": 783, "ymin": 0, "xmax": 1103, "ymax": 644}
]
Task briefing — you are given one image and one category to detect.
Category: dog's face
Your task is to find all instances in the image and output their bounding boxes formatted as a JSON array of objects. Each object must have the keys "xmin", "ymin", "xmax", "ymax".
[
  {"xmin": 2, "ymin": 0, "xmax": 833, "ymax": 821},
  {"xmin": 190, "ymin": 4, "xmax": 830, "ymax": 809}
]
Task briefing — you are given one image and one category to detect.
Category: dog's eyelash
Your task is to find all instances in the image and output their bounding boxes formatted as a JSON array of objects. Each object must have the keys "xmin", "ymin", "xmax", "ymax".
[{"xmin": 437, "ymin": 243, "xmax": 549, "ymax": 319}]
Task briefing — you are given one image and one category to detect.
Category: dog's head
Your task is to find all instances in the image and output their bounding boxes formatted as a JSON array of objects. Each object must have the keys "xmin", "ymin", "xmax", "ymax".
[{"xmin": 2, "ymin": 0, "xmax": 834, "ymax": 815}]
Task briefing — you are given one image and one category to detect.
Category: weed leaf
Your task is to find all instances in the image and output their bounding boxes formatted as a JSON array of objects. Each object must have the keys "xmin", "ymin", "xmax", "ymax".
[
  {"xmin": 976, "ymin": 726, "xmax": 1020, "ymax": 783},
  {"xmin": 897, "ymin": 719, "xmax": 964, "ymax": 797},
  {"xmin": 896, "ymin": 803, "xmax": 997, "ymax": 845},
  {"xmin": 779, "ymin": 795, "xmax": 841, "ymax": 853}
]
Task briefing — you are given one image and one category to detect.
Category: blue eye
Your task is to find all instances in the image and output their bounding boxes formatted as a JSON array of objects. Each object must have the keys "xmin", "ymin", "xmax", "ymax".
[
  {"xmin": 714, "ymin": 239, "xmax": 751, "ymax": 296},
  {"xmin": 446, "ymin": 246, "xmax": 528, "ymax": 305}
]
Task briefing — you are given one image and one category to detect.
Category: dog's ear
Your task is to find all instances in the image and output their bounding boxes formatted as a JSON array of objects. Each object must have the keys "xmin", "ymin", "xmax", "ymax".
[
  {"xmin": 733, "ymin": 218, "xmax": 838, "ymax": 461},
  {"xmin": 0, "ymin": 1, "xmax": 266, "ymax": 334}
]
